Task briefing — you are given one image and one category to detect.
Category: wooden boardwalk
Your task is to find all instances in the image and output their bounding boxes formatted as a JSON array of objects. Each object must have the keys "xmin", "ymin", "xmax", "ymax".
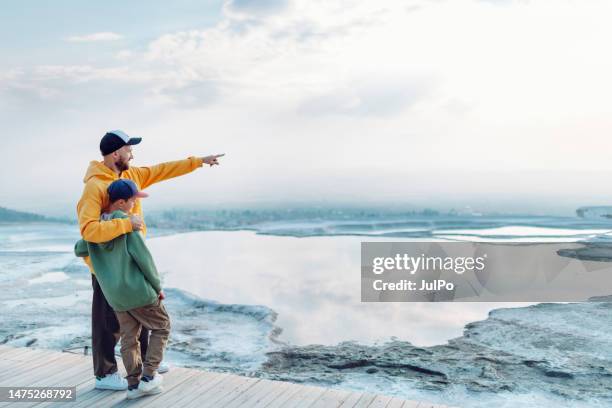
[{"xmin": 0, "ymin": 345, "xmax": 455, "ymax": 407}]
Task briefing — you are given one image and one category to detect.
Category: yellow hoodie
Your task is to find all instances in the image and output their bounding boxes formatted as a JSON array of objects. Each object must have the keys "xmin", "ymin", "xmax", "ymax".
[{"xmin": 76, "ymin": 156, "xmax": 204, "ymax": 273}]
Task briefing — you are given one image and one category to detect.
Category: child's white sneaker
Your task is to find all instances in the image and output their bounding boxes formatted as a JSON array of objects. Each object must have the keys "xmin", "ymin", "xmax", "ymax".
[
  {"xmin": 95, "ymin": 372, "xmax": 127, "ymax": 390},
  {"xmin": 126, "ymin": 385, "xmax": 163, "ymax": 400},
  {"xmin": 158, "ymin": 361, "xmax": 170, "ymax": 374},
  {"xmin": 138, "ymin": 373, "xmax": 163, "ymax": 393}
]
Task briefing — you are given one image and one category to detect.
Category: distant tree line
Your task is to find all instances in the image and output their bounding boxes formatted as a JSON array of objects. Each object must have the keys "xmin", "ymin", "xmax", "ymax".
[{"xmin": 0, "ymin": 206, "xmax": 71, "ymax": 223}]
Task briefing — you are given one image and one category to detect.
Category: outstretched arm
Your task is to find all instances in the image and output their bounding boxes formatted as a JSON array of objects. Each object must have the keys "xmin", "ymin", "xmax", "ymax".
[{"xmin": 127, "ymin": 154, "xmax": 224, "ymax": 189}]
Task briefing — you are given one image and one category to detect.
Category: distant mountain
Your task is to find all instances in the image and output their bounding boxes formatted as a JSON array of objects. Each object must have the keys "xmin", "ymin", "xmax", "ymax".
[{"xmin": 0, "ymin": 206, "xmax": 70, "ymax": 223}]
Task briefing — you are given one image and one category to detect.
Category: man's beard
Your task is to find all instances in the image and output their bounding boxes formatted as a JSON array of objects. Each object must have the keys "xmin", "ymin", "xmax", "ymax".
[{"xmin": 115, "ymin": 158, "xmax": 130, "ymax": 172}]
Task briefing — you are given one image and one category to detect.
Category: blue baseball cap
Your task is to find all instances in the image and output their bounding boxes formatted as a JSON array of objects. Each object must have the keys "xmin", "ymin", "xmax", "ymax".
[
  {"xmin": 100, "ymin": 130, "xmax": 142, "ymax": 156},
  {"xmin": 107, "ymin": 179, "xmax": 149, "ymax": 202}
]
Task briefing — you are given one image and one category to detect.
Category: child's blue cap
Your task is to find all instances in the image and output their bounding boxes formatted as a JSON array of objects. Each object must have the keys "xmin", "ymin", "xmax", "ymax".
[{"xmin": 107, "ymin": 179, "xmax": 148, "ymax": 202}]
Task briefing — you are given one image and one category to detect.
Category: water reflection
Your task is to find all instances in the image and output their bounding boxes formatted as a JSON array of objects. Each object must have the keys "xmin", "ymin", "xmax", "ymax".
[{"xmin": 151, "ymin": 231, "xmax": 535, "ymax": 346}]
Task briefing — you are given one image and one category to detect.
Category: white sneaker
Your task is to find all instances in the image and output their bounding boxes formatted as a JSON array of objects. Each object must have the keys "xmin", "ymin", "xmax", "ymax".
[
  {"xmin": 138, "ymin": 374, "xmax": 163, "ymax": 393},
  {"xmin": 126, "ymin": 385, "xmax": 163, "ymax": 400},
  {"xmin": 95, "ymin": 372, "xmax": 128, "ymax": 391},
  {"xmin": 158, "ymin": 361, "xmax": 170, "ymax": 374}
]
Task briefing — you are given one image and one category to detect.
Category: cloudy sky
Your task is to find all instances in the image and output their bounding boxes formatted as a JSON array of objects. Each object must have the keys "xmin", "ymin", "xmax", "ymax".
[{"xmin": 1, "ymin": 0, "xmax": 612, "ymax": 216}]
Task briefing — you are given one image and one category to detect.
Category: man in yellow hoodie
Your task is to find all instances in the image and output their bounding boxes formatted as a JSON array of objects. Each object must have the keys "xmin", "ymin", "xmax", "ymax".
[{"xmin": 77, "ymin": 130, "xmax": 223, "ymax": 390}]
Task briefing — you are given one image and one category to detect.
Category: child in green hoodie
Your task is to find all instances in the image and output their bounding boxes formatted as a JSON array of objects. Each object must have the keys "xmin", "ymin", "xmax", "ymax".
[{"xmin": 75, "ymin": 179, "xmax": 170, "ymax": 400}]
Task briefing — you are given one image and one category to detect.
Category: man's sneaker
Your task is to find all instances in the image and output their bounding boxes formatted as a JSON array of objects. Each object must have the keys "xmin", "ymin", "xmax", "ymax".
[
  {"xmin": 126, "ymin": 385, "xmax": 163, "ymax": 400},
  {"xmin": 139, "ymin": 373, "xmax": 163, "ymax": 393},
  {"xmin": 95, "ymin": 372, "xmax": 128, "ymax": 390},
  {"xmin": 158, "ymin": 361, "xmax": 170, "ymax": 374}
]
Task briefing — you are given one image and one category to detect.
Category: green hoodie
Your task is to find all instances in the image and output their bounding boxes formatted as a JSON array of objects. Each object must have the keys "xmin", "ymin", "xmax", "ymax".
[{"xmin": 75, "ymin": 210, "xmax": 161, "ymax": 312}]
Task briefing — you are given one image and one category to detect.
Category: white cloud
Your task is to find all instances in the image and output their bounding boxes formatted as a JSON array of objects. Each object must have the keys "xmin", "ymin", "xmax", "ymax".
[
  {"xmin": 65, "ymin": 32, "xmax": 123, "ymax": 42},
  {"xmin": 115, "ymin": 49, "xmax": 133, "ymax": 59},
  {"xmin": 3, "ymin": 0, "xmax": 612, "ymax": 213},
  {"xmin": 9, "ymin": 0, "xmax": 612, "ymax": 127},
  {"xmin": 33, "ymin": 65, "xmax": 147, "ymax": 82},
  {"xmin": 138, "ymin": 0, "xmax": 420, "ymax": 109},
  {"xmin": 298, "ymin": 76, "xmax": 434, "ymax": 117}
]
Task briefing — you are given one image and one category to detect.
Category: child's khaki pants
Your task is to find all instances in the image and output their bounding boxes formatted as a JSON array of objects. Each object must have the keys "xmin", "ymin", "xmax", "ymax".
[{"xmin": 116, "ymin": 299, "xmax": 171, "ymax": 386}]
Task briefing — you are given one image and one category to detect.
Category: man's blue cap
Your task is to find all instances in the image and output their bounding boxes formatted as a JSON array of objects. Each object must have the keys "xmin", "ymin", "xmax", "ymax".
[
  {"xmin": 100, "ymin": 130, "xmax": 142, "ymax": 156},
  {"xmin": 107, "ymin": 179, "xmax": 149, "ymax": 202}
]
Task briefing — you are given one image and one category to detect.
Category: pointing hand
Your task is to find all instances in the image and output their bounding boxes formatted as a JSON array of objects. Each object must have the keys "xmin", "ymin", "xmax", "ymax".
[{"xmin": 202, "ymin": 154, "xmax": 225, "ymax": 166}]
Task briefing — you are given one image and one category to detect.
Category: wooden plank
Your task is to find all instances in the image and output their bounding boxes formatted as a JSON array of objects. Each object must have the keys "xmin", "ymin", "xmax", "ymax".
[
  {"xmin": 68, "ymin": 382, "xmax": 111, "ymax": 408},
  {"xmin": 11, "ymin": 353, "xmax": 94, "ymax": 408},
  {"xmin": 40, "ymin": 354, "xmax": 108, "ymax": 408},
  {"xmin": 337, "ymin": 391, "xmax": 366, "ymax": 408},
  {"xmin": 264, "ymin": 382, "xmax": 306, "ymax": 408},
  {"xmin": 0, "ymin": 347, "xmax": 51, "ymax": 365},
  {"xmin": 0, "ymin": 357, "xmax": 85, "ymax": 408},
  {"xmin": 182, "ymin": 374, "xmax": 248, "ymax": 408},
  {"xmin": 6, "ymin": 346, "xmax": 61, "ymax": 358},
  {"xmin": 243, "ymin": 379, "xmax": 297, "ymax": 408},
  {"xmin": 0, "ymin": 351, "xmax": 76, "ymax": 387},
  {"xmin": 135, "ymin": 370, "xmax": 217, "ymax": 407},
  {"xmin": 44, "ymin": 377, "xmax": 95, "ymax": 407},
  {"xmin": 70, "ymin": 376, "xmax": 126, "ymax": 408},
  {"xmin": 31, "ymin": 375, "xmax": 94, "ymax": 408},
  {"xmin": 366, "ymin": 394, "xmax": 393, "ymax": 408},
  {"xmin": 72, "ymin": 367, "xmax": 193, "ymax": 408},
  {"xmin": 0, "ymin": 345, "xmax": 34, "ymax": 357},
  {"xmin": 0, "ymin": 347, "xmax": 450, "ymax": 408},
  {"xmin": 310, "ymin": 387, "xmax": 353, "ymax": 408},
  {"xmin": 161, "ymin": 370, "xmax": 231, "ymax": 407},
  {"xmin": 206, "ymin": 376, "xmax": 261, "ymax": 407},
  {"xmin": 1, "ymin": 360, "xmax": 92, "ymax": 408},
  {"xmin": 6, "ymin": 355, "xmax": 83, "ymax": 386},
  {"xmin": 28, "ymin": 357, "xmax": 91, "ymax": 388},
  {"xmin": 281, "ymin": 384, "xmax": 327, "ymax": 408},
  {"xmin": 73, "ymin": 388, "xmax": 125, "ymax": 408},
  {"xmin": 0, "ymin": 349, "xmax": 59, "ymax": 382},
  {"xmin": 0, "ymin": 347, "xmax": 65, "ymax": 364},
  {"xmin": 387, "ymin": 397, "xmax": 406, "ymax": 408},
  {"xmin": 351, "ymin": 393, "xmax": 378, "ymax": 408},
  {"xmin": 112, "ymin": 367, "xmax": 200, "ymax": 408},
  {"xmin": 70, "ymin": 364, "xmax": 147, "ymax": 408},
  {"xmin": 0, "ymin": 344, "xmax": 27, "ymax": 356},
  {"xmin": 223, "ymin": 378, "xmax": 285, "ymax": 408},
  {"xmin": 0, "ymin": 348, "xmax": 49, "ymax": 368}
]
